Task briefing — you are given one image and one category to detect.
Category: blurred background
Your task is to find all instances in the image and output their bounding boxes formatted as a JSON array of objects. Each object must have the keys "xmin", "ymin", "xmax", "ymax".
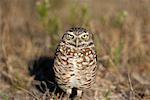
[{"xmin": 0, "ymin": 0, "xmax": 150, "ymax": 99}]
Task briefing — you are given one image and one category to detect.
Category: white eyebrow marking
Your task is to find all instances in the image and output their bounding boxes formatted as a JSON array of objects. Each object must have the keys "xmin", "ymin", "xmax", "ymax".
[
  {"xmin": 79, "ymin": 32, "xmax": 89, "ymax": 37},
  {"xmin": 67, "ymin": 32, "xmax": 74, "ymax": 35}
]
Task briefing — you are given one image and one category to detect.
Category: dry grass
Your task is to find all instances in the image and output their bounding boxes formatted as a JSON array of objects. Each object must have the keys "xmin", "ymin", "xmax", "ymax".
[{"xmin": 0, "ymin": 0, "xmax": 150, "ymax": 100}]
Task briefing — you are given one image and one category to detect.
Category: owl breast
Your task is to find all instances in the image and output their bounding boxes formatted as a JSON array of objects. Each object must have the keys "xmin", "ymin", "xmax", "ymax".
[{"xmin": 54, "ymin": 45, "xmax": 97, "ymax": 90}]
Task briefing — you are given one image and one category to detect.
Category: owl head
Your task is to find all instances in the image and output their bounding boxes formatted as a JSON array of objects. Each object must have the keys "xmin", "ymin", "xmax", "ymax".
[{"xmin": 62, "ymin": 27, "xmax": 94, "ymax": 48}]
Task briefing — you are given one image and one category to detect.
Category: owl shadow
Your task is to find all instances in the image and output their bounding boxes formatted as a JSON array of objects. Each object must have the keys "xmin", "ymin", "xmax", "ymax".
[{"xmin": 28, "ymin": 56, "xmax": 64, "ymax": 95}]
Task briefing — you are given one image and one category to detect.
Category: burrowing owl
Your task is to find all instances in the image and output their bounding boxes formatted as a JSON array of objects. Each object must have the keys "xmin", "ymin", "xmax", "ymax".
[{"xmin": 54, "ymin": 27, "xmax": 97, "ymax": 97}]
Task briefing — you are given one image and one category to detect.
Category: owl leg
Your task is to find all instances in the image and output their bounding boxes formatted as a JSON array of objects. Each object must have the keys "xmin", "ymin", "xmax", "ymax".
[
  {"xmin": 67, "ymin": 88, "xmax": 72, "ymax": 95},
  {"xmin": 77, "ymin": 90, "xmax": 83, "ymax": 97}
]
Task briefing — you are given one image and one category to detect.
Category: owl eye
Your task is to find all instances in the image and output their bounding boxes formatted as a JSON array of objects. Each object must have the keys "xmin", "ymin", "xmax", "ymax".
[
  {"xmin": 66, "ymin": 34, "xmax": 74, "ymax": 40},
  {"xmin": 81, "ymin": 34, "xmax": 89, "ymax": 40}
]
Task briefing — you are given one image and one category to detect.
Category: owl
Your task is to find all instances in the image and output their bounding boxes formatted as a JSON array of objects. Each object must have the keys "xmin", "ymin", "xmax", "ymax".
[{"xmin": 53, "ymin": 27, "xmax": 97, "ymax": 97}]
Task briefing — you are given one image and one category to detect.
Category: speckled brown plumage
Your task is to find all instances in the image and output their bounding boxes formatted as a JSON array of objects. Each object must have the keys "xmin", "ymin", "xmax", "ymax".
[{"xmin": 53, "ymin": 27, "xmax": 97, "ymax": 97}]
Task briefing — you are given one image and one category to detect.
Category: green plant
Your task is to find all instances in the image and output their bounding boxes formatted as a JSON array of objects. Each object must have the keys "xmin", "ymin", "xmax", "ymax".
[
  {"xmin": 36, "ymin": 0, "xmax": 62, "ymax": 53},
  {"xmin": 104, "ymin": 90, "xmax": 111, "ymax": 100},
  {"xmin": 0, "ymin": 93, "xmax": 9, "ymax": 100},
  {"xmin": 69, "ymin": 3, "xmax": 90, "ymax": 27},
  {"xmin": 36, "ymin": 0, "xmax": 49, "ymax": 20},
  {"xmin": 99, "ymin": 15, "xmax": 109, "ymax": 27},
  {"xmin": 113, "ymin": 38, "xmax": 124, "ymax": 65},
  {"xmin": 113, "ymin": 10, "xmax": 128, "ymax": 28}
]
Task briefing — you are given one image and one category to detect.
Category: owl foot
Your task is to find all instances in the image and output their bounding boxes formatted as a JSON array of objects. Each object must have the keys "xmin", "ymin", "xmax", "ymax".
[
  {"xmin": 67, "ymin": 88, "xmax": 72, "ymax": 95},
  {"xmin": 77, "ymin": 90, "xmax": 83, "ymax": 97}
]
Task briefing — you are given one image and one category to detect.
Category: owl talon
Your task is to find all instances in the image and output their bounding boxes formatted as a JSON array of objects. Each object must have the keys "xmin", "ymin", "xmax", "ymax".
[
  {"xmin": 67, "ymin": 89, "xmax": 72, "ymax": 95},
  {"xmin": 77, "ymin": 90, "xmax": 83, "ymax": 97}
]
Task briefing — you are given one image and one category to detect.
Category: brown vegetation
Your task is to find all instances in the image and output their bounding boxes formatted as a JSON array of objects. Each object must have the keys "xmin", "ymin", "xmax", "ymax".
[{"xmin": 0, "ymin": 0, "xmax": 150, "ymax": 99}]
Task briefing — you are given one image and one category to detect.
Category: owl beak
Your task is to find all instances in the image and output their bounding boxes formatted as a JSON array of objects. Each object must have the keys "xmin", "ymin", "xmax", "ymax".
[{"xmin": 76, "ymin": 38, "xmax": 79, "ymax": 47}]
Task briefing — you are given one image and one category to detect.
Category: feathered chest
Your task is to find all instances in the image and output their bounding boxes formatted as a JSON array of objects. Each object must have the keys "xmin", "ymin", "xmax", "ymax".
[{"xmin": 56, "ymin": 46, "xmax": 97, "ymax": 69}]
